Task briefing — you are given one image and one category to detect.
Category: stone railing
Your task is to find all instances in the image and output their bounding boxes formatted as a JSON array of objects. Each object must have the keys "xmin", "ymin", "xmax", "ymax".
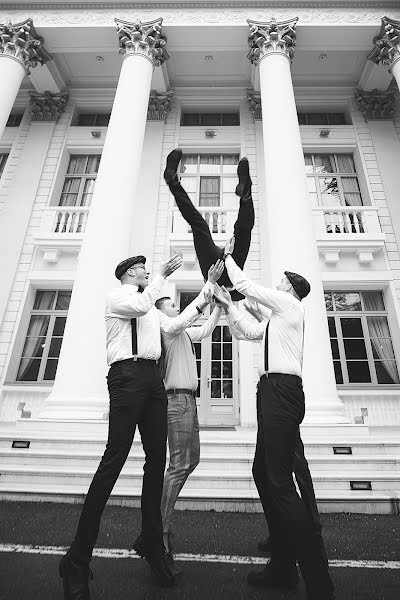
[
  {"xmin": 171, "ymin": 207, "xmax": 237, "ymax": 236},
  {"xmin": 313, "ymin": 207, "xmax": 381, "ymax": 236},
  {"xmin": 40, "ymin": 206, "xmax": 89, "ymax": 235}
]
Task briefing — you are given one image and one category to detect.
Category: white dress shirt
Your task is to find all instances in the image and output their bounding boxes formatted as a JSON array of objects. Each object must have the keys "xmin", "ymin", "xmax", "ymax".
[
  {"xmin": 105, "ymin": 275, "xmax": 209, "ymax": 366},
  {"xmin": 162, "ymin": 307, "xmax": 222, "ymax": 391},
  {"xmin": 225, "ymin": 256, "xmax": 305, "ymax": 378}
]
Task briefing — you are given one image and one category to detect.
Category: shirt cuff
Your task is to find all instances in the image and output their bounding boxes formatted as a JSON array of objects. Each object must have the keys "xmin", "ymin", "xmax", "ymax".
[{"xmin": 227, "ymin": 304, "xmax": 242, "ymax": 325}]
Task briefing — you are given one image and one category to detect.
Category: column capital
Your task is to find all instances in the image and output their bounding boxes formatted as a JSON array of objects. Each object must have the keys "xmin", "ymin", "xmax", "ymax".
[
  {"xmin": 147, "ymin": 89, "xmax": 173, "ymax": 121},
  {"xmin": 354, "ymin": 88, "xmax": 395, "ymax": 121},
  {"xmin": 29, "ymin": 89, "xmax": 69, "ymax": 122},
  {"xmin": 115, "ymin": 17, "xmax": 169, "ymax": 66},
  {"xmin": 368, "ymin": 16, "xmax": 400, "ymax": 68},
  {"xmin": 0, "ymin": 18, "xmax": 52, "ymax": 73},
  {"xmin": 247, "ymin": 16, "xmax": 298, "ymax": 65},
  {"xmin": 245, "ymin": 88, "xmax": 262, "ymax": 120}
]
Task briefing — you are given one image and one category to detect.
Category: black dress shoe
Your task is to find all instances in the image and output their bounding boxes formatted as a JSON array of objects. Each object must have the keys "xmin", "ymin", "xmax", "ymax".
[
  {"xmin": 59, "ymin": 554, "xmax": 93, "ymax": 600},
  {"xmin": 164, "ymin": 148, "xmax": 183, "ymax": 185},
  {"xmin": 133, "ymin": 537, "xmax": 175, "ymax": 588},
  {"xmin": 247, "ymin": 561, "xmax": 299, "ymax": 589},
  {"xmin": 235, "ymin": 157, "xmax": 252, "ymax": 197},
  {"xmin": 257, "ymin": 536, "xmax": 272, "ymax": 553}
]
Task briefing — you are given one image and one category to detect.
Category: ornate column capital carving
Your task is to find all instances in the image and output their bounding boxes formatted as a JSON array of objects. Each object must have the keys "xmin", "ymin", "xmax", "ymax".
[
  {"xmin": 368, "ymin": 16, "xmax": 400, "ymax": 68},
  {"xmin": 245, "ymin": 88, "xmax": 262, "ymax": 120},
  {"xmin": 0, "ymin": 18, "xmax": 52, "ymax": 73},
  {"xmin": 247, "ymin": 16, "xmax": 298, "ymax": 65},
  {"xmin": 29, "ymin": 90, "xmax": 69, "ymax": 122},
  {"xmin": 115, "ymin": 17, "xmax": 169, "ymax": 66},
  {"xmin": 147, "ymin": 89, "xmax": 173, "ymax": 121},
  {"xmin": 354, "ymin": 88, "xmax": 395, "ymax": 121}
]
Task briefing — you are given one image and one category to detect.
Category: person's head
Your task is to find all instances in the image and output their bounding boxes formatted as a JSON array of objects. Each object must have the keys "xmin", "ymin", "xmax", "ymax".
[
  {"xmin": 276, "ymin": 271, "xmax": 310, "ymax": 301},
  {"xmin": 115, "ymin": 255, "xmax": 149, "ymax": 288},
  {"xmin": 155, "ymin": 296, "xmax": 180, "ymax": 317}
]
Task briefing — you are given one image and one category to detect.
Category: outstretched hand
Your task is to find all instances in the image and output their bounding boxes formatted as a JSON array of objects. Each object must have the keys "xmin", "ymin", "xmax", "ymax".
[
  {"xmin": 208, "ymin": 260, "xmax": 224, "ymax": 284},
  {"xmin": 160, "ymin": 254, "xmax": 183, "ymax": 278},
  {"xmin": 213, "ymin": 283, "xmax": 232, "ymax": 309},
  {"xmin": 224, "ymin": 236, "xmax": 235, "ymax": 258}
]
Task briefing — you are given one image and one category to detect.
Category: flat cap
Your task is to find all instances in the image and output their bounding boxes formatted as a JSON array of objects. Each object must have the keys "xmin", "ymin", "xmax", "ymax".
[
  {"xmin": 115, "ymin": 255, "xmax": 146, "ymax": 280},
  {"xmin": 284, "ymin": 271, "xmax": 310, "ymax": 300}
]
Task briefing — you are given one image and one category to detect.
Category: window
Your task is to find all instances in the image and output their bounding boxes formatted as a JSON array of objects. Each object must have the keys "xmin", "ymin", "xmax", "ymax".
[
  {"xmin": 305, "ymin": 153, "xmax": 363, "ymax": 208},
  {"xmin": 6, "ymin": 113, "xmax": 23, "ymax": 127},
  {"xmin": 181, "ymin": 112, "xmax": 240, "ymax": 126},
  {"xmin": 16, "ymin": 290, "xmax": 71, "ymax": 383},
  {"xmin": 298, "ymin": 112, "xmax": 347, "ymax": 125},
  {"xmin": 0, "ymin": 153, "xmax": 9, "ymax": 178},
  {"xmin": 77, "ymin": 113, "xmax": 111, "ymax": 126},
  {"xmin": 325, "ymin": 291, "xmax": 399, "ymax": 385},
  {"xmin": 59, "ymin": 155, "xmax": 101, "ymax": 207}
]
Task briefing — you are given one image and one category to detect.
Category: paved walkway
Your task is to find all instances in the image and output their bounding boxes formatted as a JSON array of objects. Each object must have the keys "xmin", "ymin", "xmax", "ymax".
[{"xmin": 0, "ymin": 502, "xmax": 399, "ymax": 599}]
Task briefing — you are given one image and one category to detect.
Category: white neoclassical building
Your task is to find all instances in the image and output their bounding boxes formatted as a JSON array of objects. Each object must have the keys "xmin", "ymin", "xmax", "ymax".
[{"xmin": 0, "ymin": 1, "xmax": 400, "ymax": 513}]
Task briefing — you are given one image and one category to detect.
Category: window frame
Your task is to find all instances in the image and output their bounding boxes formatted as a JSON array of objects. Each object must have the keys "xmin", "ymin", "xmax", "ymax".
[
  {"xmin": 15, "ymin": 290, "xmax": 71, "ymax": 384},
  {"xmin": 58, "ymin": 154, "xmax": 101, "ymax": 207},
  {"xmin": 305, "ymin": 153, "xmax": 363, "ymax": 208},
  {"xmin": 180, "ymin": 112, "xmax": 240, "ymax": 126},
  {"xmin": 298, "ymin": 112, "xmax": 347, "ymax": 126},
  {"xmin": 326, "ymin": 290, "xmax": 400, "ymax": 387},
  {"xmin": 179, "ymin": 153, "xmax": 240, "ymax": 209}
]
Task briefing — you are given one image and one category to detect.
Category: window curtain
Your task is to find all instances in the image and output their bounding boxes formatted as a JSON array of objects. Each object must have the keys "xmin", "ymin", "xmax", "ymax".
[
  {"xmin": 17, "ymin": 316, "xmax": 50, "ymax": 381},
  {"xmin": 363, "ymin": 294, "xmax": 399, "ymax": 383},
  {"xmin": 199, "ymin": 177, "xmax": 220, "ymax": 207},
  {"xmin": 67, "ymin": 156, "xmax": 87, "ymax": 174},
  {"xmin": 341, "ymin": 177, "xmax": 362, "ymax": 207},
  {"xmin": 336, "ymin": 154, "xmax": 355, "ymax": 173},
  {"xmin": 59, "ymin": 178, "xmax": 80, "ymax": 206}
]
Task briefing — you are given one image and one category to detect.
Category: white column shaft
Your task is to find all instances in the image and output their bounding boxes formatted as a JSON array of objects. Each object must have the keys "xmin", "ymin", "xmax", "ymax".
[
  {"xmin": 391, "ymin": 57, "xmax": 400, "ymax": 90},
  {"xmin": 0, "ymin": 56, "xmax": 26, "ymax": 140},
  {"xmin": 258, "ymin": 53, "xmax": 346, "ymax": 423},
  {"xmin": 44, "ymin": 53, "xmax": 154, "ymax": 419}
]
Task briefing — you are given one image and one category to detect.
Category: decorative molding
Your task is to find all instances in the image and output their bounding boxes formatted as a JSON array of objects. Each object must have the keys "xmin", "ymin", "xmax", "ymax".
[
  {"xmin": 1, "ymin": 3, "xmax": 400, "ymax": 11},
  {"xmin": 147, "ymin": 89, "xmax": 173, "ymax": 120},
  {"xmin": 245, "ymin": 87, "xmax": 262, "ymax": 120},
  {"xmin": 2, "ymin": 9, "xmax": 398, "ymax": 27},
  {"xmin": 368, "ymin": 16, "xmax": 400, "ymax": 67},
  {"xmin": 115, "ymin": 17, "xmax": 169, "ymax": 66},
  {"xmin": 0, "ymin": 18, "xmax": 52, "ymax": 73},
  {"xmin": 247, "ymin": 16, "xmax": 298, "ymax": 65},
  {"xmin": 354, "ymin": 88, "xmax": 395, "ymax": 120},
  {"xmin": 29, "ymin": 89, "xmax": 69, "ymax": 121}
]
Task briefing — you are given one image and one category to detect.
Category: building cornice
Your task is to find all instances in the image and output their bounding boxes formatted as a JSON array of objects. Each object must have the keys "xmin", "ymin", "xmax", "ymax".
[{"xmin": 2, "ymin": 1, "xmax": 400, "ymax": 9}]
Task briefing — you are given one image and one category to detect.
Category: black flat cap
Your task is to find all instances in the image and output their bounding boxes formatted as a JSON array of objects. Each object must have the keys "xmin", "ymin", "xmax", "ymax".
[
  {"xmin": 115, "ymin": 255, "xmax": 146, "ymax": 280},
  {"xmin": 284, "ymin": 271, "xmax": 310, "ymax": 300}
]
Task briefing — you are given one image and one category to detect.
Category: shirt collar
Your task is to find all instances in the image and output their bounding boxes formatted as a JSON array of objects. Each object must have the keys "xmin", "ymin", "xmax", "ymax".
[{"xmin": 122, "ymin": 283, "xmax": 139, "ymax": 292}]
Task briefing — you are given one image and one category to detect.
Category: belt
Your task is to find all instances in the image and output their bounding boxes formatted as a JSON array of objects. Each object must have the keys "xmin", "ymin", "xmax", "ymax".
[
  {"xmin": 112, "ymin": 357, "xmax": 159, "ymax": 366},
  {"xmin": 261, "ymin": 372, "xmax": 302, "ymax": 384},
  {"xmin": 166, "ymin": 388, "xmax": 196, "ymax": 396}
]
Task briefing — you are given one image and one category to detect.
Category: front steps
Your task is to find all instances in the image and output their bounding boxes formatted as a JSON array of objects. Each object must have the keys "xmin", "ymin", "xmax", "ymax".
[{"xmin": 0, "ymin": 420, "xmax": 399, "ymax": 514}]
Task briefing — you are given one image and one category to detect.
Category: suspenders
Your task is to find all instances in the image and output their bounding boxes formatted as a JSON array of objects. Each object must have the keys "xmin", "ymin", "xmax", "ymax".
[
  {"xmin": 131, "ymin": 318, "xmax": 137, "ymax": 358},
  {"xmin": 264, "ymin": 321, "xmax": 270, "ymax": 374}
]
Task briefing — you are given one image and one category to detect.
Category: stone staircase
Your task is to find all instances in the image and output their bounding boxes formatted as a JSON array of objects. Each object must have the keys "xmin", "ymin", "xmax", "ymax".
[{"xmin": 0, "ymin": 419, "xmax": 399, "ymax": 514}]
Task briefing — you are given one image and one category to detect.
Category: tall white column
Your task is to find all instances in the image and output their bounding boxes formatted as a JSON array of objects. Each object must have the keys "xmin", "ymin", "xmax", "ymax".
[
  {"xmin": 247, "ymin": 17, "xmax": 347, "ymax": 423},
  {"xmin": 0, "ymin": 19, "xmax": 51, "ymax": 139},
  {"xmin": 42, "ymin": 18, "xmax": 170, "ymax": 420},
  {"xmin": 368, "ymin": 16, "xmax": 400, "ymax": 91}
]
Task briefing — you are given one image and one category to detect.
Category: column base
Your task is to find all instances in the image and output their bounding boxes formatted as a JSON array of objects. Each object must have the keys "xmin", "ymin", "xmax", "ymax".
[
  {"xmin": 304, "ymin": 398, "xmax": 350, "ymax": 424},
  {"xmin": 39, "ymin": 394, "xmax": 109, "ymax": 421}
]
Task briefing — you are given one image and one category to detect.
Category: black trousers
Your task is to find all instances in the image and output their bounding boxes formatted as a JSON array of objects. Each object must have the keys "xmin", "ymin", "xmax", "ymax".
[
  {"xmin": 253, "ymin": 374, "xmax": 334, "ymax": 598},
  {"xmin": 169, "ymin": 180, "xmax": 254, "ymax": 300},
  {"xmin": 69, "ymin": 359, "xmax": 168, "ymax": 566}
]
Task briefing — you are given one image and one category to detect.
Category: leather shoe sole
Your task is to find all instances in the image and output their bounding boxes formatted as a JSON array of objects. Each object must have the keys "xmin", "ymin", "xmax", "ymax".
[
  {"xmin": 235, "ymin": 157, "xmax": 252, "ymax": 197},
  {"xmin": 133, "ymin": 539, "xmax": 175, "ymax": 588}
]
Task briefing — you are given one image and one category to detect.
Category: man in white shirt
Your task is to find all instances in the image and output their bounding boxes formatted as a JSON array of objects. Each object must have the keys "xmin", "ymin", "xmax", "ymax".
[
  {"xmin": 213, "ymin": 247, "xmax": 335, "ymax": 600},
  {"xmin": 156, "ymin": 262, "xmax": 224, "ymax": 576},
  {"xmin": 59, "ymin": 254, "xmax": 213, "ymax": 598}
]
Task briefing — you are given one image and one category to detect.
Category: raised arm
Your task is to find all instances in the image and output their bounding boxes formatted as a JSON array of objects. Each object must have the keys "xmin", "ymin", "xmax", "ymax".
[
  {"xmin": 213, "ymin": 283, "xmax": 265, "ymax": 340},
  {"xmin": 187, "ymin": 306, "xmax": 222, "ymax": 341},
  {"xmin": 159, "ymin": 283, "xmax": 213, "ymax": 335},
  {"xmin": 224, "ymin": 255, "xmax": 286, "ymax": 313},
  {"xmin": 108, "ymin": 275, "xmax": 165, "ymax": 318}
]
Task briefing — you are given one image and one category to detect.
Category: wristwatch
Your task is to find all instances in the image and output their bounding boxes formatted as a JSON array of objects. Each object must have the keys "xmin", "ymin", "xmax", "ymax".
[{"xmin": 195, "ymin": 305, "xmax": 203, "ymax": 315}]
